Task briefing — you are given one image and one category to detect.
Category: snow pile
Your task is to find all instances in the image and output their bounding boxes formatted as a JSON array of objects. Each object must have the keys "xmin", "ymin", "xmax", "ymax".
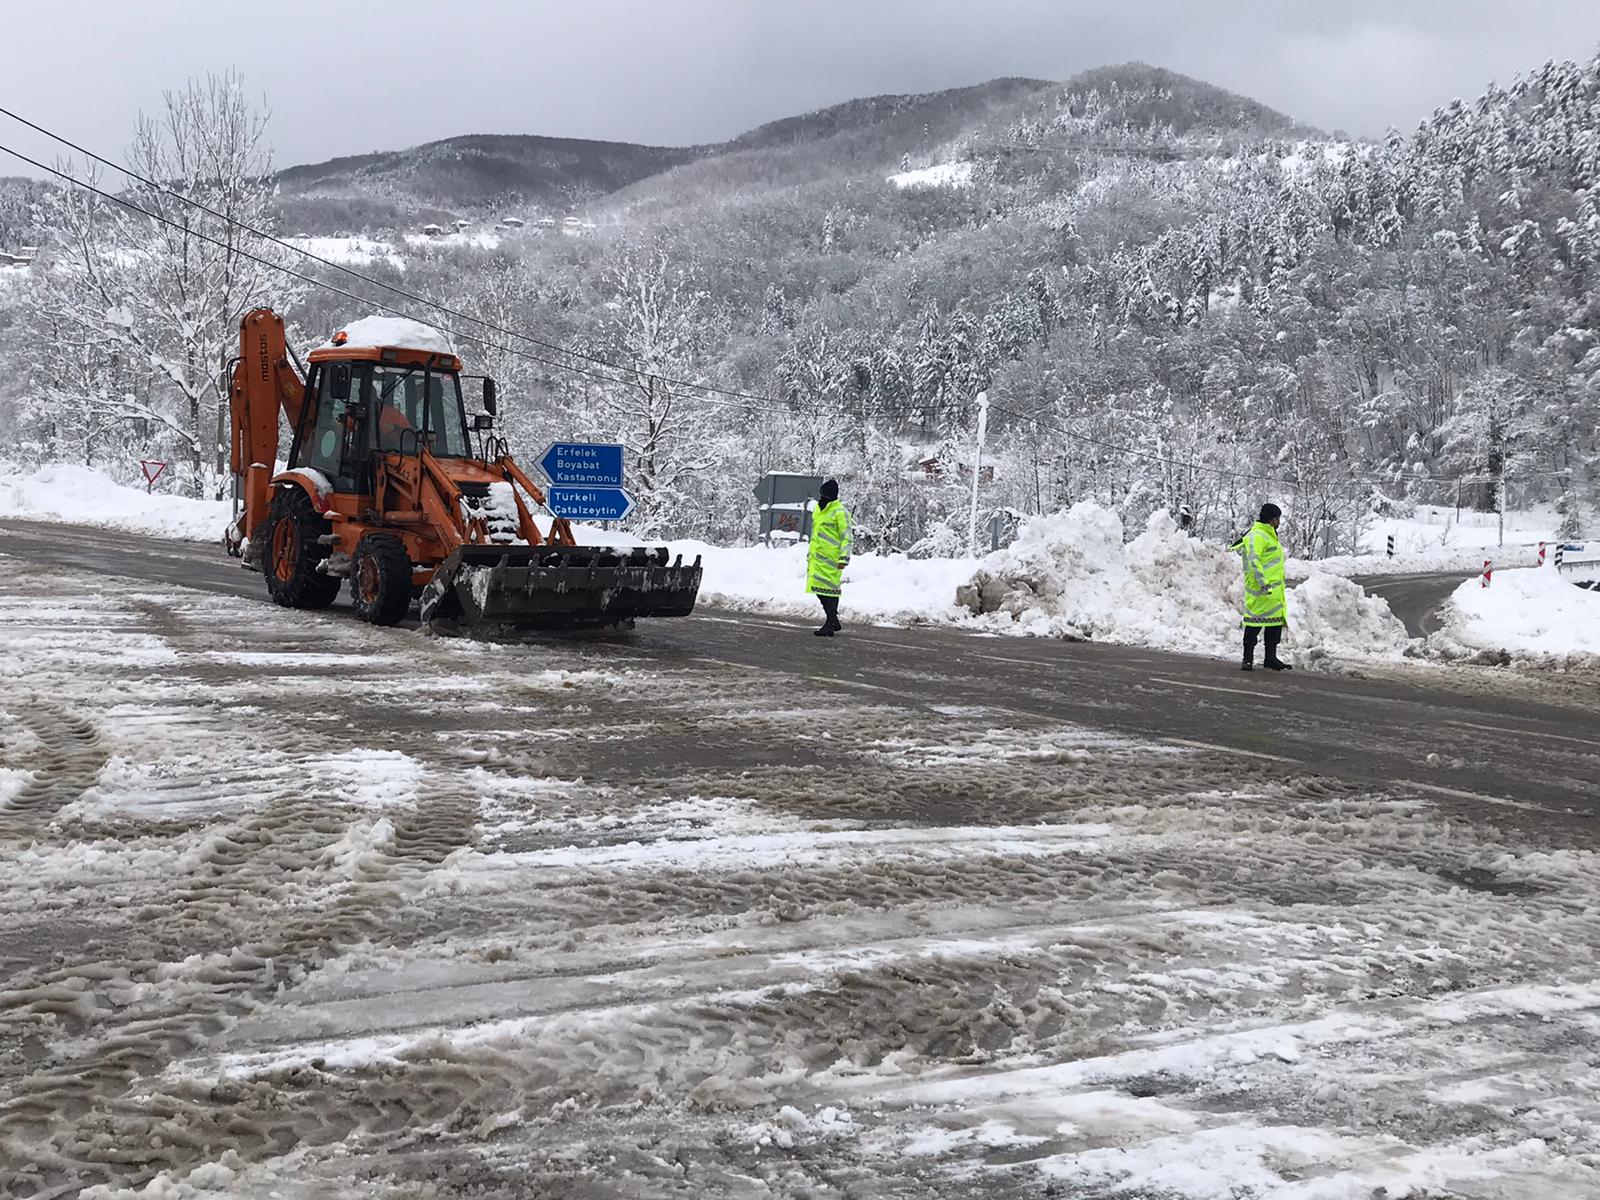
[
  {"xmin": 0, "ymin": 463, "xmax": 229, "ymax": 541},
  {"xmin": 1287, "ymin": 573, "xmax": 1411, "ymax": 661},
  {"xmin": 888, "ymin": 161, "xmax": 975, "ymax": 189},
  {"xmin": 1429, "ymin": 567, "xmax": 1600, "ymax": 665},
  {"xmin": 663, "ymin": 538, "xmax": 975, "ymax": 626},
  {"xmin": 958, "ymin": 504, "xmax": 1409, "ymax": 661},
  {"xmin": 739, "ymin": 1104, "xmax": 856, "ymax": 1151},
  {"xmin": 78, "ymin": 1149, "xmax": 258, "ymax": 1198},
  {"xmin": 317, "ymin": 815, "xmax": 397, "ymax": 878},
  {"xmin": 321, "ymin": 314, "xmax": 455, "ymax": 355},
  {"xmin": 958, "ymin": 505, "xmax": 1240, "ymax": 653}
]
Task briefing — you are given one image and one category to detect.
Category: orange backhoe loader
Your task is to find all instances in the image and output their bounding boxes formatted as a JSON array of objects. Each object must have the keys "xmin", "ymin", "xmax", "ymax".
[{"xmin": 223, "ymin": 308, "xmax": 701, "ymax": 630}]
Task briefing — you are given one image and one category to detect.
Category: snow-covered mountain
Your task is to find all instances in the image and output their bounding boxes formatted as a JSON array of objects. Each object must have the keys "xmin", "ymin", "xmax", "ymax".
[
  {"xmin": 8, "ymin": 57, "xmax": 1599, "ymax": 555},
  {"xmin": 271, "ymin": 66, "xmax": 1305, "ymax": 231}
]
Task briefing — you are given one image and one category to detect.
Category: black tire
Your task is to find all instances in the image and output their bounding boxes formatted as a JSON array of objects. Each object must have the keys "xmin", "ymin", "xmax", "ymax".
[
  {"xmin": 261, "ymin": 488, "xmax": 340, "ymax": 610},
  {"xmin": 351, "ymin": 535, "xmax": 413, "ymax": 626}
]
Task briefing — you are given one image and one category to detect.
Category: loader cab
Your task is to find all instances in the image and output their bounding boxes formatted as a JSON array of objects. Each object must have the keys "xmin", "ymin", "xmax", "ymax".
[{"xmin": 292, "ymin": 350, "xmax": 472, "ymax": 491}]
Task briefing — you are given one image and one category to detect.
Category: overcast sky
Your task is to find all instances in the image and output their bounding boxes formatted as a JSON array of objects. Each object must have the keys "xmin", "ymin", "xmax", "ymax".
[{"xmin": 5, "ymin": 0, "xmax": 1600, "ymax": 174}]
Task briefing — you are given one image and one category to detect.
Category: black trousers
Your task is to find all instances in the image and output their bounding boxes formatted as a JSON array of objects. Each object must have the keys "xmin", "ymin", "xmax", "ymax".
[
  {"xmin": 818, "ymin": 595, "xmax": 840, "ymax": 627},
  {"xmin": 1243, "ymin": 624, "xmax": 1283, "ymax": 661}
]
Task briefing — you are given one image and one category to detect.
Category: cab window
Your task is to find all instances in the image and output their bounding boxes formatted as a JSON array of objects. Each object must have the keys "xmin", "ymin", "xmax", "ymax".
[
  {"xmin": 372, "ymin": 366, "xmax": 469, "ymax": 457},
  {"xmin": 292, "ymin": 366, "xmax": 362, "ymax": 488}
]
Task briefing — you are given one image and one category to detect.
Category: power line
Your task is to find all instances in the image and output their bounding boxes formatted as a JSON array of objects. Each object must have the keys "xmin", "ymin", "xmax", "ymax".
[
  {"xmin": 0, "ymin": 104, "xmax": 637, "ymax": 376},
  {"xmin": 6, "ymin": 103, "xmax": 1223, "ymax": 438},
  {"xmin": 0, "ymin": 104, "xmax": 806, "ymax": 411},
  {"xmin": 0, "ymin": 146, "xmax": 602, "ymax": 383},
  {"xmin": 3, "ymin": 117, "xmax": 1552, "ymax": 499},
  {"xmin": 0, "ymin": 141, "xmax": 798, "ymax": 421}
]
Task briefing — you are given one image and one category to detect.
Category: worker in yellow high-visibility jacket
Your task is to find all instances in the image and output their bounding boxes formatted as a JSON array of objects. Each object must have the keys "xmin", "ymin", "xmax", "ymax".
[
  {"xmin": 806, "ymin": 478, "xmax": 852, "ymax": 637},
  {"xmin": 1231, "ymin": 502, "xmax": 1292, "ymax": 672}
]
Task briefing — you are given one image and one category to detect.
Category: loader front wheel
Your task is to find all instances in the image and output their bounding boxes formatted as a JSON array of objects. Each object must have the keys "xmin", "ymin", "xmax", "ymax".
[
  {"xmin": 262, "ymin": 487, "xmax": 340, "ymax": 610},
  {"xmin": 351, "ymin": 535, "xmax": 412, "ymax": 626}
]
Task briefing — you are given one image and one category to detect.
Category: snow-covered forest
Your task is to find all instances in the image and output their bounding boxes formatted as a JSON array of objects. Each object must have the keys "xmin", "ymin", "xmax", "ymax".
[{"xmin": 2, "ymin": 57, "xmax": 1599, "ymax": 555}]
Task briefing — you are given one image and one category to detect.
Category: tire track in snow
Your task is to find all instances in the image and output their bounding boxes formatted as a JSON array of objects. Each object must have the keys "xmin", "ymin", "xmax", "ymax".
[
  {"xmin": 0, "ymin": 704, "xmax": 107, "ymax": 837},
  {"xmin": 4, "ymin": 562, "xmax": 1600, "ymax": 1197}
]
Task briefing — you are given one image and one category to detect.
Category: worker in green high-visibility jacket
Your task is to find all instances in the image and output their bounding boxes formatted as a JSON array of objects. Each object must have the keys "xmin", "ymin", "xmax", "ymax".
[
  {"xmin": 1231, "ymin": 502, "xmax": 1292, "ymax": 672},
  {"xmin": 806, "ymin": 478, "xmax": 853, "ymax": 637}
]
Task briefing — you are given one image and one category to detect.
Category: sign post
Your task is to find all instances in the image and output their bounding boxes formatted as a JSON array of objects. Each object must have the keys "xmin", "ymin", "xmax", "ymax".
[
  {"xmin": 752, "ymin": 473, "xmax": 824, "ymax": 545},
  {"xmin": 139, "ymin": 460, "xmax": 168, "ymax": 494},
  {"xmin": 537, "ymin": 442, "xmax": 633, "ymax": 524},
  {"xmin": 968, "ymin": 390, "xmax": 989, "ymax": 558}
]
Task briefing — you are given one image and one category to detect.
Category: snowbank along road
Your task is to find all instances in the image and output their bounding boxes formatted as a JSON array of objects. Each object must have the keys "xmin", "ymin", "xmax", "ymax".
[{"xmin": 2, "ymin": 521, "xmax": 1600, "ymax": 1198}]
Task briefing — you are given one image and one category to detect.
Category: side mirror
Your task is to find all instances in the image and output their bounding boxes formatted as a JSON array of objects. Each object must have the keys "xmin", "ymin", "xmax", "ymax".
[
  {"xmin": 482, "ymin": 376, "xmax": 498, "ymax": 416},
  {"xmin": 473, "ymin": 413, "xmax": 494, "ymax": 431},
  {"xmin": 330, "ymin": 362, "xmax": 352, "ymax": 401}
]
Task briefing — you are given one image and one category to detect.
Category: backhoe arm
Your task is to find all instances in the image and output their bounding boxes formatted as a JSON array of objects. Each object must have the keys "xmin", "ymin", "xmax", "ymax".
[{"xmin": 227, "ymin": 308, "xmax": 306, "ymax": 553}]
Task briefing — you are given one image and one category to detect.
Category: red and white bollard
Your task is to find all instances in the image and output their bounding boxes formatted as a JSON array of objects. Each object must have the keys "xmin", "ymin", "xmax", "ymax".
[
  {"xmin": 1481, "ymin": 559, "xmax": 1493, "ymax": 588},
  {"xmin": 1539, "ymin": 541, "xmax": 1547, "ymax": 566}
]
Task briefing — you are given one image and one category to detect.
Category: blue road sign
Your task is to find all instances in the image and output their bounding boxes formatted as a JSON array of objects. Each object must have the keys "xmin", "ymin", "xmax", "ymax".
[
  {"xmin": 539, "ymin": 442, "xmax": 624, "ymax": 487},
  {"xmin": 547, "ymin": 486, "xmax": 634, "ymax": 522}
]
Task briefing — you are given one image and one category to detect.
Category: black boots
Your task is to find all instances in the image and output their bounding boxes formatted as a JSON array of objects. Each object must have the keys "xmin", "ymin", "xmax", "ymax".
[
  {"xmin": 1262, "ymin": 626, "xmax": 1291, "ymax": 670},
  {"xmin": 1243, "ymin": 625, "xmax": 1291, "ymax": 671},
  {"xmin": 815, "ymin": 598, "xmax": 841, "ymax": 637}
]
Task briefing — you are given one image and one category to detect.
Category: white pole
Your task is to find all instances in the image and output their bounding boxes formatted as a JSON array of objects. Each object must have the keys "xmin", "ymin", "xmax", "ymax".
[
  {"xmin": 1498, "ymin": 464, "xmax": 1506, "ymax": 548},
  {"xmin": 969, "ymin": 390, "xmax": 989, "ymax": 557}
]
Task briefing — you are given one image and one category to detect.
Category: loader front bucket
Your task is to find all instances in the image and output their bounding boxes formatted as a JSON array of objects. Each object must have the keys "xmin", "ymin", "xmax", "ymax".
[{"xmin": 420, "ymin": 544, "xmax": 703, "ymax": 631}]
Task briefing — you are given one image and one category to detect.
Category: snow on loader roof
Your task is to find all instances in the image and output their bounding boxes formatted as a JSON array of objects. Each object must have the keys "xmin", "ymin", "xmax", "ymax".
[{"xmin": 319, "ymin": 315, "xmax": 456, "ymax": 355}]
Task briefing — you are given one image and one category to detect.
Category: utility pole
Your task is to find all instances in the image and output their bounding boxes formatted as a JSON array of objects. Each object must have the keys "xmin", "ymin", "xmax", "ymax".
[
  {"xmin": 1498, "ymin": 464, "xmax": 1506, "ymax": 548},
  {"xmin": 968, "ymin": 390, "xmax": 989, "ymax": 558}
]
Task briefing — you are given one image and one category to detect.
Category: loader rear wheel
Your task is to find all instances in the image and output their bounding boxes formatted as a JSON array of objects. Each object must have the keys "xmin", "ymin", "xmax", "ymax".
[
  {"xmin": 262, "ymin": 488, "xmax": 340, "ymax": 610},
  {"xmin": 351, "ymin": 535, "xmax": 412, "ymax": 626}
]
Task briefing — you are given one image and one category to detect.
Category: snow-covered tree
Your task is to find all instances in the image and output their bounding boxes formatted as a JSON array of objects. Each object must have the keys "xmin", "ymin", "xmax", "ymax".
[
  {"xmin": 583, "ymin": 240, "xmax": 721, "ymax": 537},
  {"xmin": 30, "ymin": 72, "xmax": 291, "ymax": 496}
]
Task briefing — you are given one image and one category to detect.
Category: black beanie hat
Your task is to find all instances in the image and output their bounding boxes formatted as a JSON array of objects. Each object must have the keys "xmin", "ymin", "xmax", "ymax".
[
  {"xmin": 1259, "ymin": 502, "xmax": 1282, "ymax": 522},
  {"xmin": 820, "ymin": 478, "xmax": 839, "ymax": 501}
]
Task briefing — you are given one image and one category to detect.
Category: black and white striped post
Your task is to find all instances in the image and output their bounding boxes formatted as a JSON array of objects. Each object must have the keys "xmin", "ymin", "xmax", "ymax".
[
  {"xmin": 1556, "ymin": 544, "xmax": 1566, "ymax": 569},
  {"xmin": 1386, "ymin": 534, "xmax": 1394, "ymax": 558}
]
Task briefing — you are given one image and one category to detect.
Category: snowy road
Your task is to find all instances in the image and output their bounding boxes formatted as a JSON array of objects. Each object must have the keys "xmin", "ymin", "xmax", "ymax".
[
  {"xmin": 3, "ymin": 523, "xmax": 1600, "ymax": 1198},
  {"xmin": 1356, "ymin": 572, "xmax": 1477, "ymax": 639}
]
